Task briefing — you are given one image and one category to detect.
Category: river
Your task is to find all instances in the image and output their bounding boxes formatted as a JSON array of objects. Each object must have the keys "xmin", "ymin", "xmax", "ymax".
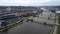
[{"xmin": 0, "ymin": 21, "xmax": 51, "ymax": 34}]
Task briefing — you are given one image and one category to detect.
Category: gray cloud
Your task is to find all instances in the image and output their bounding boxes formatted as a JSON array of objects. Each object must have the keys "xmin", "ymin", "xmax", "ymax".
[{"xmin": 0, "ymin": 0, "xmax": 60, "ymax": 6}]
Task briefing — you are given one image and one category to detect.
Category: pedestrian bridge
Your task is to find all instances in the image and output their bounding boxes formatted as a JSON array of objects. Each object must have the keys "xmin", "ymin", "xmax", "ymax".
[
  {"xmin": 30, "ymin": 19, "xmax": 59, "ymax": 26},
  {"xmin": 33, "ymin": 21, "xmax": 59, "ymax": 26}
]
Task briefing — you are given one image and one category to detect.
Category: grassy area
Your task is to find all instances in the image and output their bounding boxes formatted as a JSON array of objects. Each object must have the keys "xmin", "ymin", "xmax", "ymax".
[
  {"xmin": 57, "ymin": 16, "xmax": 60, "ymax": 34},
  {"xmin": 49, "ymin": 28, "xmax": 54, "ymax": 34},
  {"xmin": 57, "ymin": 26, "xmax": 60, "ymax": 34},
  {"xmin": 58, "ymin": 16, "xmax": 60, "ymax": 24},
  {"xmin": 7, "ymin": 18, "xmax": 19, "ymax": 24}
]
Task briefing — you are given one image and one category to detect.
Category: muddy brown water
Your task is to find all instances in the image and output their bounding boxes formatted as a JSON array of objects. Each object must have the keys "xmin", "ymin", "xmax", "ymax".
[{"xmin": 0, "ymin": 21, "xmax": 51, "ymax": 34}]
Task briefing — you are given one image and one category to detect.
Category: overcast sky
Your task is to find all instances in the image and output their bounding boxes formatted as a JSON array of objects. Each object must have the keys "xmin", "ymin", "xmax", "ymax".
[{"xmin": 0, "ymin": 0, "xmax": 60, "ymax": 6}]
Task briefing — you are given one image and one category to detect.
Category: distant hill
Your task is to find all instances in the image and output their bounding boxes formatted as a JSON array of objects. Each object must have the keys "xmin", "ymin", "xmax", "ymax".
[
  {"xmin": 38, "ymin": 6, "xmax": 60, "ymax": 11},
  {"xmin": 0, "ymin": 6, "xmax": 60, "ymax": 11},
  {"xmin": 53, "ymin": 6, "xmax": 60, "ymax": 9},
  {"xmin": 0, "ymin": 6, "xmax": 37, "ymax": 10}
]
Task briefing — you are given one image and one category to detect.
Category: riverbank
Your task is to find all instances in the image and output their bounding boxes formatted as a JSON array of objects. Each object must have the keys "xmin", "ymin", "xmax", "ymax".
[
  {"xmin": 57, "ymin": 16, "xmax": 60, "ymax": 34},
  {"xmin": 49, "ymin": 26, "xmax": 54, "ymax": 34}
]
